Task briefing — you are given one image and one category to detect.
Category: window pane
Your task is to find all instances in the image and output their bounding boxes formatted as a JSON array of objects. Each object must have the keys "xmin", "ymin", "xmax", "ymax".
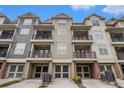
[
  {"xmin": 16, "ymin": 73, "xmax": 22, "ymax": 78},
  {"xmin": 36, "ymin": 66, "xmax": 42, "ymax": 72},
  {"xmin": 63, "ymin": 65, "xmax": 68, "ymax": 72},
  {"xmin": 10, "ymin": 65, "xmax": 16, "ymax": 72},
  {"xmin": 8, "ymin": 73, "xmax": 14, "ymax": 78},
  {"xmin": 23, "ymin": 19, "xmax": 32, "ymax": 25},
  {"xmin": 17, "ymin": 65, "xmax": 23, "ymax": 72},
  {"xmin": 35, "ymin": 73, "xmax": 41, "ymax": 78},
  {"xmin": 20, "ymin": 28, "xmax": 30, "ymax": 35},
  {"xmin": 63, "ymin": 73, "xmax": 68, "ymax": 78},
  {"xmin": 83, "ymin": 67, "xmax": 89, "ymax": 72},
  {"xmin": 100, "ymin": 65, "xmax": 105, "ymax": 72},
  {"xmin": 76, "ymin": 67, "xmax": 82, "ymax": 72},
  {"xmin": 84, "ymin": 73, "xmax": 90, "ymax": 78},
  {"xmin": 55, "ymin": 65, "xmax": 61, "ymax": 72},
  {"xmin": 106, "ymin": 65, "xmax": 112, "ymax": 71},
  {"xmin": 43, "ymin": 66, "xmax": 48, "ymax": 72},
  {"xmin": 55, "ymin": 73, "xmax": 61, "ymax": 78}
]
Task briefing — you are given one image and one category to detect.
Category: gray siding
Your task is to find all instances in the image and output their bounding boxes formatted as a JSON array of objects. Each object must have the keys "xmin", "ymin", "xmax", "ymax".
[{"xmin": 7, "ymin": 18, "xmax": 37, "ymax": 58}]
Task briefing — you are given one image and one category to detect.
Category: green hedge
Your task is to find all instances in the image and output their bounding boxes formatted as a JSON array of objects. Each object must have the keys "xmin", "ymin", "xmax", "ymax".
[
  {"xmin": 0, "ymin": 80, "xmax": 21, "ymax": 88},
  {"xmin": 73, "ymin": 76, "xmax": 82, "ymax": 84}
]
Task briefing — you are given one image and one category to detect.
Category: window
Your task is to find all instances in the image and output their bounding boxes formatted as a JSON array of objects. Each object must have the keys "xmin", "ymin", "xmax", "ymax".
[
  {"xmin": 99, "ymin": 65, "xmax": 112, "ymax": 72},
  {"xmin": 20, "ymin": 28, "xmax": 30, "ymax": 35},
  {"xmin": 58, "ymin": 19, "xmax": 66, "ymax": 26},
  {"xmin": 0, "ymin": 18, "xmax": 4, "ymax": 24},
  {"xmin": 14, "ymin": 43, "xmax": 26, "ymax": 55},
  {"xmin": 92, "ymin": 20, "xmax": 100, "ymax": 26},
  {"xmin": 98, "ymin": 44, "xmax": 108, "ymax": 55},
  {"xmin": 93, "ymin": 31, "xmax": 103, "ymax": 39},
  {"xmin": 23, "ymin": 19, "xmax": 32, "ymax": 25},
  {"xmin": 57, "ymin": 44, "xmax": 67, "ymax": 55},
  {"xmin": 58, "ymin": 29, "xmax": 67, "ymax": 35},
  {"xmin": 7, "ymin": 64, "xmax": 24, "ymax": 78}
]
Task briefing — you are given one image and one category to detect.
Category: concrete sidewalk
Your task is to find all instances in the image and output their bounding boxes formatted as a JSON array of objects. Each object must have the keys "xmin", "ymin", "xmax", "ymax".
[
  {"xmin": 6, "ymin": 79, "xmax": 42, "ymax": 88},
  {"xmin": 82, "ymin": 79, "xmax": 117, "ymax": 88},
  {"xmin": 48, "ymin": 79, "xmax": 78, "ymax": 88}
]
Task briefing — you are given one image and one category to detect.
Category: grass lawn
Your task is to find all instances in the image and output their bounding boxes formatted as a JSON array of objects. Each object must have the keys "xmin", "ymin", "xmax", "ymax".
[{"xmin": 0, "ymin": 80, "xmax": 21, "ymax": 88}]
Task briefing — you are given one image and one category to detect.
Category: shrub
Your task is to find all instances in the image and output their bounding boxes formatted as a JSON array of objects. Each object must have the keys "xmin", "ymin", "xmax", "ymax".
[
  {"xmin": 73, "ymin": 76, "xmax": 82, "ymax": 84},
  {"xmin": 0, "ymin": 80, "xmax": 21, "ymax": 88}
]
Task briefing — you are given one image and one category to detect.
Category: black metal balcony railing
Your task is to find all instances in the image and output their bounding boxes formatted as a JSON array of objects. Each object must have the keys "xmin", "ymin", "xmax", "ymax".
[
  {"xmin": 0, "ymin": 35, "xmax": 13, "ymax": 39},
  {"xmin": 73, "ymin": 35, "xmax": 92, "ymax": 40},
  {"xmin": 34, "ymin": 35, "xmax": 52, "ymax": 40},
  {"xmin": 73, "ymin": 51, "xmax": 96, "ymax": 58},
  {"xmin": 0, "ymin": 50, "xmax": 7, "ymax": 57},
  {"xmin": 32, "ymin": 52, "xmax": 51, "ymax": 58},
  {"xmin": 117, "ymin": 53, "xmax": 124, "ymax": 60},
  {"xmin": 112, "ymin": 37, "xmax": 124, "ymax": 42}
]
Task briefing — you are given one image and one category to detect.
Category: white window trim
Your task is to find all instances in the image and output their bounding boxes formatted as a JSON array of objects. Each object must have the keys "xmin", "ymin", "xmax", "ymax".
[
  {"xmin": 58, "ymin": 29, "xmax": 67, "ymax": 35},
  {"xmin": 58, "ymin": 19, "xmax": 66, "ymax": 26},
  {"xmin": 98, "ymin": 44, "xmax": 108, "ymax": 55},
  {"xmin": 57, "ymin": 43, "xmax": 67, "ymax": 55},
  {"xmin": 93, "ymin": 31, "xmax": 103, "ymax": 39},
  {"xmin": 14, "ymin": 43, "xmax": 26, "ymax": 55},
  {"xmin": 20, "ymin": 28, "xmax": 30, "ymax": 35},
  {"xmin": 7, "ymin": 64, "xmax": 24, "ymax": 79},
  {"xmin": 23, "ymin": 19, "xmax": 32, "ymax": 25}
]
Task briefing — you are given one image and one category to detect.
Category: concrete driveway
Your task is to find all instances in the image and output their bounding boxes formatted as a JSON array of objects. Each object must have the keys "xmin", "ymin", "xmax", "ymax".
[
  {"xmin": 48, "ymin": 79, "xmax": 78, "ymax": 88},
  {"xmin": 82, "ymin": 79, "xmax": 117, "ymax": 88},
  {"xmin": 6, "ymin": 79, "xmax": 42, "ymax": 88}
]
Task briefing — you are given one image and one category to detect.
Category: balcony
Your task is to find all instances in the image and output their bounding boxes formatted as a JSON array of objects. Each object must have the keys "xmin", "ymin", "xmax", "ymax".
[
  {"xmin": 72, "ymin": 35, "xmax": 93, "ymax": 44},
  {"xmin": 31, "ymin": 31, "xmax": 53, "ymax": 44},
  {"xmin": 0, "ymin": 45, "xmax": 9, "ymax": 60},
  {"xmin": 27, "ymin": 45, "xmax": 52, "ymax": 62},
  {"xmin": 110, "ymin": 33, "xmax": 124, "ymax": 45},
  {"xmin": 0, "ymin": 30, "xmax": 14, "ymax": 43},
  {"xmin": 73, "ymin": 45, "xmax": 97, "ymax": 62},
  {"xmin": 72, "ymin": 30, "xmax": 93, "ymax": 45},
  {"xmin": 115, "ymin": 47, "xmax": 124, "ymax": 62}
]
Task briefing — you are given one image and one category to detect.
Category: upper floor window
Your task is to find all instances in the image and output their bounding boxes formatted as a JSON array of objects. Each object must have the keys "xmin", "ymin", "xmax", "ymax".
[
  {"xmin": 93, "ymin": 31, "xmax": 103, "ymax": 39},
  {"xmin": 97, "ymin": 44, "xmax": 108, "ymax": 55},
  {"xmin": 58, "ymin": 29, "xmax": 67, "ymax": 35},
  {"xmin": 14, "ymin": 43, "xmax": 26, "ymax": 55},
  {"xmin": 23, "ymin": 19, "xmax": 32, "ymax": 25},
  {"xmin": 57, "ymin": 43, "xmax": 67, "ymax": 55},
  {"xmin": 58, "ymin": 19, "xmax": 66, "ymax": 26},
  {"xmin": 20, "ymin": 28, "xmax": 30, "ymax": 35},
  {"xmin": 0, "ymin": 18, "xmax": 4, "ymax": 24},
  {"xmin": 92, "ymin": 20, "xmax": 100, "ymax": 26}
]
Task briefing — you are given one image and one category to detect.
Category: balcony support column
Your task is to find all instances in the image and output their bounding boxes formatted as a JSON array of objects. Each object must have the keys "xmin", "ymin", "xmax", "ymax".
[
  {"xmin": 91, "ymin": 62, "xmax": 99, "ymax": 79},
  {"xmin": 0, "ymin": 62, "xmax": 7, "ymax": 79},
  {"xmin": 71, "ymin": 62, "xmax": 75, "ymax": 79},
  {"xmin": 114, "ymin": 63, "xmax": 122, "ymax": 79},
  {"xmin": 48, "ymin": 62, "xmax": 52, "ymax": 75},
  {"xmin": 22, "ymin": 62, "xmax": 30, "ymax": 79}
]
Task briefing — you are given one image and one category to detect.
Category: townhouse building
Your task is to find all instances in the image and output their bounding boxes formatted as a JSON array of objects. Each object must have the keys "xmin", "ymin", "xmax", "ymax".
[{"xmin": 0, "ymin": 12, "xmax": 123, "ymax": 80}]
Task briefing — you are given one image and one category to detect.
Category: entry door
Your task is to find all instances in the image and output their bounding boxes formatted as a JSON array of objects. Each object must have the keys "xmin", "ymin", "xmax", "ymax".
[
  {"xmin": 55, "ymin": 64, "xmax": 69, "ymax": 78},
  {"xmin": 35, "ymin": 65, "xmax": 48, "ymax": 78},
  {"xmin": 76, "ymin": 65, "xmax": 90, "ymax": 78}
]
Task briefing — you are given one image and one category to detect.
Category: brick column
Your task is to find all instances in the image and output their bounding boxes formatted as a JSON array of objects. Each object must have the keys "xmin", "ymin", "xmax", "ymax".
[
  {"xmin": 92, "ymin": 62, "xmax": 99, "ymax": 79},
  {"xmin": 114, "ymin": 63, "xmax": 121, "ymax": 79},
  {"xmin": 0, "ymin": 62, "xmax": 7, "ymax": 79}
]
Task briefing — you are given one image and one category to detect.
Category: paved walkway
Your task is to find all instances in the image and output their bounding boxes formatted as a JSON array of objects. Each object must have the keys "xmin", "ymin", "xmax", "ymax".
[
  {"xmin": 82, "ymin": 79, "xmax": 117, "ymax": 88},
  {"xmin": 6, "ymin": 79, "xmax": 42, "ymax": 88},
  {"xmin": 48, "ymin": 79, "xmax": 78, "ymax": 88}
]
